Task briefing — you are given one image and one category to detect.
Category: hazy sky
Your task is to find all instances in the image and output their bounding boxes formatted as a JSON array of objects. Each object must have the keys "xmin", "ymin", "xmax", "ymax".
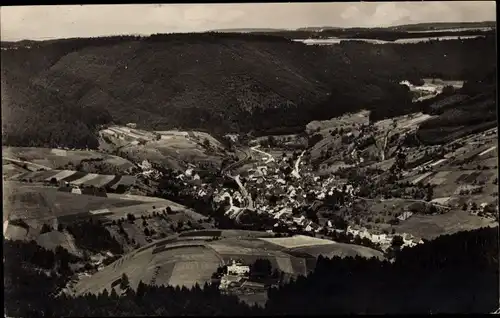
[{"xmin": 1, "ymin": 2, "xmax": 496, "ymax": 41}]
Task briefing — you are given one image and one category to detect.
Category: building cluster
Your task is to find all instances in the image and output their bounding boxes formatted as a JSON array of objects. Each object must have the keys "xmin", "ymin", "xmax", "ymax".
[
  {"xmin": 219, "ymin": 260, "xmax": 251, "ymax": 291},
  {"xmin": 346, "ymin": 226, "xmax": 423, "ymax": 250},
  {"xmin": 213, "ymin": 150, "xmax": 359, "ymax": 225}
]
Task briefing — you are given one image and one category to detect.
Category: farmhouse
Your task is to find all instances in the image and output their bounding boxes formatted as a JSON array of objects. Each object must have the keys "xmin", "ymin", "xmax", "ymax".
[
  {"xmin": 227, "ymin": 260, "xmax": 250, "ymax": 276},
  {"xmin": 219, "ymin": 275, "xmax": 244, "ymax": 290}
]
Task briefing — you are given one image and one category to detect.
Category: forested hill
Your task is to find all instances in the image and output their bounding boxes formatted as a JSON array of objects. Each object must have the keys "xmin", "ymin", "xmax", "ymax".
[
  {"xmin": 4, "ymin": 226, "xmax": 498, "ymax": 316},
  {"xmin": 1, "ymin": 33, "xmax": 496, "ymax": 149}
]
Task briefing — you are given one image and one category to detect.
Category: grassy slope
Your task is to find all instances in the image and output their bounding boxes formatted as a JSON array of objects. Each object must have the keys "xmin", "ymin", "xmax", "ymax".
[{"xmin": 73, "ymin": 230, "xmax": 384, "ymax": 295}]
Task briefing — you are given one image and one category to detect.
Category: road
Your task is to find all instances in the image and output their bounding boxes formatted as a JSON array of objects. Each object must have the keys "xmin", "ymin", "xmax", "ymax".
[
  {"xmin": 250, "ymin": 145, "xmax": 275, "ymax": 163},
  {"xmin": 2, "ymin": 157, "xmax": 52, "ymax": 171},
  {"xmin": 292, "ymin": 150, "xmax": 306, "ymax": 179},
  {"xmin": 231, "ymin": 175, "xmax": 254, "ymax": 210},
  {"xmin": 222, "ymin": 148, "xmax": 251, "ymax": 174}
]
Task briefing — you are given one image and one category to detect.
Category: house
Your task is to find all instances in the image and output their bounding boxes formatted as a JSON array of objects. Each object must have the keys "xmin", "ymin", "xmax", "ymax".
[
  {"xmin": 227, "ymin": 260, "xmax": 250, "ymax": 276},
  {"xmin": 293, "ymin": 215, "xmax": 306, "ymax": 226},
  {"xmin": 185, "ymin": 168, "xmax": 194, "ymax": 177},
  {"xmin": 397, "ymin": 211, "xmax": 413, "ymax": 222},
  {"xmin": 71, "ymin": 186, "xmax": 82, "ymax": 195},
  {"xmin": 126, "ymin": 123, "xmax": 137, "ymax": 129},
  {"xmin": 139, "ymin": 160, "xmax": 152, "ymax": 170},
  {"xmin": 219, "ymin": 274, "xmax": 244, "ymax": 290},
  {"xmin": 305, "ymin": 221, "xmax": 319, "ymax": 232}
]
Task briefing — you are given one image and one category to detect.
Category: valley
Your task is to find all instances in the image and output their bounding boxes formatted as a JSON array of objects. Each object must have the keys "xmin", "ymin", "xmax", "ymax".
[{"xmin": 2, "ymin": 14, "xmax": 498, "ymax": 316}]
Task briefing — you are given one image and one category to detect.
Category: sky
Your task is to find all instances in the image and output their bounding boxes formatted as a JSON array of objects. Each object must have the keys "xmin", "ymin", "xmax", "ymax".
[{"xmin": 0, "ymin": 2, "xmax": 496, "ymax": 41}]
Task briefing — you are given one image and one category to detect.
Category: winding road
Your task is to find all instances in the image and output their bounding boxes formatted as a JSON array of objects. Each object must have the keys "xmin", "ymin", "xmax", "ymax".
[
  {"xmin": 250, "ymin": 145, "xmax": 275, "ymax": 163},
  {"xmin": 292, "ymin": 150, "xmax": 306, "ymax": 179}
]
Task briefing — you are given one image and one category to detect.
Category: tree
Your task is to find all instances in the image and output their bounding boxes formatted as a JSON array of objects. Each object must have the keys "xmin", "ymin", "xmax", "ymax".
[
  {"xmin": 332, "ymin": 215, "xmax": 348, "ymax": 230},
  {"xmin": 40, "ymin": 223, "xmax": 52, "ymax": 234},
  {"xmin": 391, "ymin": 235, "xmax": 404, "ymax": 249},
  {"xmin": 267, "ymin": 136, "xmax": 276, "ymax": 148},
  {"xmin": 250, "ymin": 259, "xmax": 272, "ymax": 278},
  {"xmin": 127, "ymin": 213, "xmax": 136, "ymax": 222},
  {"xmin": 115, "ymin": 184, "xmax": 127, "ymax": 194},
  {"xmin": 120, "ymin": 273, "xmax": 130, "ymax": 290},
  {"xmin": 425, "ymin": 186, "xmax": 434, "ymax": 202},
  {"xmin": 203, "ymin": 138, "xmax": 211, "ymax": 149}
]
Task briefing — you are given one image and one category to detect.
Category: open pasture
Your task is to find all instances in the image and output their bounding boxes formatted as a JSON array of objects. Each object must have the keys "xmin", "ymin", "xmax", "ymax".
[
  {"xmin": 259, "ymin": 235, "xmax": 336, "ymax": 249},
  {"xmin": 427, "ymin": 171, "xmax": 452, "ymax": 185},
  {"xmin": 36, "ymin": 230, "xmax": 80, "ymax": 256},
  {"xmin": 433, "ymin": 169, "xmax": 496, "ymax": 197},
  {"xmin": 73, "ymin": 244, "xmax": 222, "ymax": 295},
  {"xmin": 72, "ymin": 231, "xmax": 386, "ymax": 296},
  {"xmin": 306, "ymin": 110, "xmax": 369, "ymax": 133},
  {"xmin": 10, "ymin": 169, "xmax": 138, "ymax": 190},
  {"xmin": 2, "ymin": 163, "xmax": 29, "ymax": 179},
  {"xmin": 2, "ymin": 147, "xmax": 134, "ymax": 171},
  {"xmin": 208, "ymin": 242, "xmax": 273, "ymax": 255},
  {"xmin": 291, "ymin": 242, "xmax": 385, "ymax": 261},
  {"xmin": 3, "ymin": 182, "xmax": 143, "ymax": 222},
  {"xmin": 168, "ymin": 259, "xmax": 221, "ymax": 288},
  {"xmin": 395, "ymin": 209, "xmax": 497, "ymax": 240}
]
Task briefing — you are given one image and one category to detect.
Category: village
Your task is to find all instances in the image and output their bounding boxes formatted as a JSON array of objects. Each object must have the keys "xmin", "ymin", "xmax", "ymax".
[{"xmin": 171, "ymin": 110, "xmax": 498, "ymax": 253}]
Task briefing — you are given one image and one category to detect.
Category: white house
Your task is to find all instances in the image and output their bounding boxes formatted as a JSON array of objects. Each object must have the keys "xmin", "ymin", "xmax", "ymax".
[
  {"xmin": 185, "ymin": 168, "xmax": 194, "ymax": 177},
  {"xmin": 227, "ymin": 260, "xmax": 250, "ymax": 276}
]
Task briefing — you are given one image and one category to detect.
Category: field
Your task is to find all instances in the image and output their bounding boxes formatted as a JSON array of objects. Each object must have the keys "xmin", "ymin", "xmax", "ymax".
[
  {"xmin": 291, "ymin": 243, "xmax": 385, "ymax": 260},
  {"xmin": 99, "ymin": 126, "xmax": 225, "ymax": 170},
  {"xmin": 259, "ymin": 235, "xmax": 338, "ymax": 249},
  {"xmin": 72, "ymin": 230, "xmax": 383, "ymax": 296},
  {"xmin": 306, "ymin": 110, "xmax": 370, "ymax": 133},
  {"xmin": 3, "ymin": 182, "xmax": 144, "ymax": 224},
  {"xmin": 73, "ymin": 244, "xmax": 222, "ymax": 295},
  {"xmin": 2, "ymin": 147, "xmax": 135, "ymax": 172},
  {"xmin": 9, "ymin": 169, "xmax": 138, "ymax": 189},
  {"xmin": 35, "ymin": 230, "xmax": 80, "ymax": 256},
  {"xmin": 395, "ymin": 209, "xmax": 496, "ymax": 239},
  {"xmin": 373, "ymin": 112, "xmax": 434, "ymax": 131},
  {"xmin": 2, "ymin": 163, "xmax": 29, "ymax": 179}
]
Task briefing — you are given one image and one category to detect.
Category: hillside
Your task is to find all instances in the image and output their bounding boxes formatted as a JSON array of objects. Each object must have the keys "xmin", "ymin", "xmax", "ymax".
[
  {"xmin": 2, "ymin": 33, "xmax": 496, "ymax": 149},
  {"xmin": 72, "ymin": 229, "xmax": 383, "ymax": 296},
  {"xmin": 5, "ymin": 226, "xmax": 498, "ymax": 316}
]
